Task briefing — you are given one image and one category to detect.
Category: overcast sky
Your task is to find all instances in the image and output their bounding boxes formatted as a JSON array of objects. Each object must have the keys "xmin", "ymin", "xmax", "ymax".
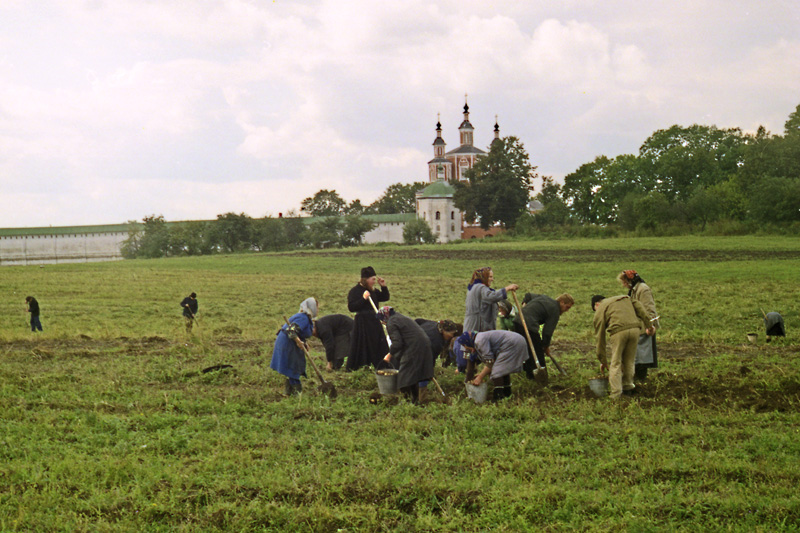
[{"xmin": 1, "ymin": 1, "xmax": 798, "ymax": 228}]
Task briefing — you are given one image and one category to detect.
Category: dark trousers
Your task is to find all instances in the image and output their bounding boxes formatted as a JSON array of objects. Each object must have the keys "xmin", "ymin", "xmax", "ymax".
[
  {"xmin": 515, "ymin": 323, "xmax": 546, "ymax": 371},
  {"xmin": 30, "ymin": 315, "xmax": 42, "ymax": 332},
  {"xmin": 400, "ymin": 385, "xmax": 419, "ymax": 404}
]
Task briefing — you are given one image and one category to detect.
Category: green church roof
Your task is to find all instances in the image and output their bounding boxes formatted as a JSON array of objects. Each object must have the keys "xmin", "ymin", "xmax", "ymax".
[{"xmin": 417, "ymin": 180, "xmax": 455, "ymax": 198}]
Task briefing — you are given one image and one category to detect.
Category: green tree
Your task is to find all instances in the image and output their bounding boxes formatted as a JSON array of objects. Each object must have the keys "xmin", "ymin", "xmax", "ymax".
[
  {"xmin": 341, "ymin": 215, "xmax": 376, "ymax": 246},
  {"xmin": 345, "ymin": 199, "xmax": 371, "ymax": 215},
  {"xmin": 120, "ymin": 220, "xmax": 143, "ymax": 259},
  {"xmin": 562, "ymin": 156, "xmax": 614, "ymax": 224},
  {"xmin": 168, "ymin": 221, "xmax": 213, "ymax": 256},
  {"xmin": 402, "ymin": 217, "xmax": 437, "ymax": 244},
  {"xmin": 370, "ymin": 182, "xmax": 427, "ymax": 214},
  {"xmin": 454, "ymin": 136, "xmax": 535, "ymax": 230},
  {"xmin": 136, "ymin": 215, "xmax": 170, "ymax": 259},
  {"xmin": 210, "ymin": 212, "xmax": 253, "ymax": 253},
  {"xmin": 252, "ymin": 217, "xmax": 289, "ymax": 251},
  {"xmin": 307, "ymin": 217, "xmax": 344, "ymax": 248},
  {"xmin": 300, "ymin": 189, "xmax": 347, "ymax": 216},
  {"xmin": 282, "ymin": 217, "xmax": 308, "ymax": 247}
]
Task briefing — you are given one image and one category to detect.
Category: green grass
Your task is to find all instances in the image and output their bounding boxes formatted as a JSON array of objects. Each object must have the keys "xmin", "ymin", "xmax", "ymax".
[{"xmin": 1, "ymin": 235, "xmax": 799, "ymax": 531}]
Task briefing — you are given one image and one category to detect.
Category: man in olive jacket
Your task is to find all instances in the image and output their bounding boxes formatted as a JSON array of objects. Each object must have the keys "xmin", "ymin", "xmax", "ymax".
[{"xmin": 592, "ymin": 295, "xmax": 654, "ymax": 399}]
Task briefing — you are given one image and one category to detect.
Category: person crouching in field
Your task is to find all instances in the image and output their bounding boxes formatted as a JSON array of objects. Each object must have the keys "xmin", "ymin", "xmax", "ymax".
[
  {"xmin": 271, "ymin": 298, "xmax": 318, "ymax": 396},
  {"xmin": 414, "ymin": 318, "xmax": 462, "ymax": 393},
  {"xmin": 464, "ymin": 267, "xmax": 518, "ymax": 332},
  {"xmin": 496, "ymin": 300, "xmax": 517, "ymax": 331},
  {"xmin": 764, "ymin": 312, "xmax": 785, "ymax": 342},
  {"xmin": 379, "ymin": 307, "xmax": 433, "ymax": 405},
  {"xmin": 180, "ymin": 292, "xmax": 198, "ymax": 333},
  {"xmin": 459, "ymin": 330, "xmax": 529, "ymax": 402},
  {"xmin": 592, "ymin": 295, "xmax": 654, "ymax": 399},
  {"xmin": 313, "ymin": 313, "xmax": 354, "ymax": 371}
]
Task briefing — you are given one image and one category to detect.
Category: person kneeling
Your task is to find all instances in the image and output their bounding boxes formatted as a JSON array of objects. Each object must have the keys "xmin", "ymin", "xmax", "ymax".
[{"xmin": 459, "ymin": 330, "xmax": 529, "ymax": 402}]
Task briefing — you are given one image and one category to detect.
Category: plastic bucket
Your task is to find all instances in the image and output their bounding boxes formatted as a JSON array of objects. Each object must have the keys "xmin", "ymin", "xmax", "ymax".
[
  {"xmin": 465, "ymin": 381, "xmax": 489, "ymax": 404},
  {"xmin": 746, "ymin": 333, "xmax": 757, "ymax": 345},
  {"xmin": 588, "ymin": 377, "xmax": 609, "ymax": 398},
  {"xmin": 375, "ymin": 369, "xmax": 399, "ymax": 395}
]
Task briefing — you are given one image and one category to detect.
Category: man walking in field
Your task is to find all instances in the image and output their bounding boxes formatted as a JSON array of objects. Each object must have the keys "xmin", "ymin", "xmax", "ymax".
[
  {"xmin": 181, "ymin": 292, "xmax": 198, "ymax": 333},
  {"xmin": 26, "ymin": 296, "xmax": 43, "ymax": 332},
  {"xmin": 591, "ymin": 294, "xmax": 654, "ymax": 399}
]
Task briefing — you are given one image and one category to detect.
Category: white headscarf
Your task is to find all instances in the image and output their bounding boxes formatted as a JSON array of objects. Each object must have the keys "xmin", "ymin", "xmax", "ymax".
[{"xmin": 299, "ymin": 297, "xmax": 318, "ymax": 319}]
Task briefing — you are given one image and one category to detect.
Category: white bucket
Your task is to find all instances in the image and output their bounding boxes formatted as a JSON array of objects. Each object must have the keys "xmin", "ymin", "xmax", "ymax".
[
  {"xmin": 588, "ymin": 377, "xmax": 609, "ymax": 398},
  {"xmin": 465, "ymin": 381, "xmax": 489, "ymax": 404},
  {"xmin": 746, "ymin": 333, "xmax": 757, "ymax": 345}
]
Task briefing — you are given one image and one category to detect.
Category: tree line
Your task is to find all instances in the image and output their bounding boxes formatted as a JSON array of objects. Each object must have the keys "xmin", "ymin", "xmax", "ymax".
[
  {"xmin": 120, "ymin": 181, "xmax": 441, "ymax": 258},
  {"xmin": 519, "ymin": 103, "xmax": 800, "ymax": 235}
]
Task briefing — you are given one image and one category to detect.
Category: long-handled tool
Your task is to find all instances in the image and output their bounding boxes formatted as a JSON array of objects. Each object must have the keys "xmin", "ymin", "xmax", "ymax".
[
  {"xmin": 515, "ymin": 292, "xmax": 567, "ymax": 376},
  {"xmin": 283, "ymin": 316, "xmax": 337, "ymax": 398},
  {"xmin": 510, "ymin": 290, "xmax": 548, "ymax": 385},
  {"xmin": 366, "ymin": 296, "xmax": 447, "ymax": 400}
]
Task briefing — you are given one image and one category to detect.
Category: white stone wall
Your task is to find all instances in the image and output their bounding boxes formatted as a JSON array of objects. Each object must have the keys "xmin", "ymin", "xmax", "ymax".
[
  {"xmin": 362, "ymin": 222, "xmax": 405, "ymax": 244},
  {"xmin": 0, "ymin": 232, "xmax": 127, "ymax": 265},
  {"xmin": 418, "ymin": 198, "xmax": 461, "ymax": 243}
]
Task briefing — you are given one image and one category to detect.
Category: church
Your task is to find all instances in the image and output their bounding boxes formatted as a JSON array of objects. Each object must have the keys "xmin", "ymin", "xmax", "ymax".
[{"xmin": 415, "ymin": 99, "xmax": 504, "ymax": 243}]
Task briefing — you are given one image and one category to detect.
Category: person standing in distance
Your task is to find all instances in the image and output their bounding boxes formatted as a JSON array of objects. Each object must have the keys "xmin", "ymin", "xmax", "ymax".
[{"xmin": 26, "ymin": 296, "xmax": 43, "ymax": 332}]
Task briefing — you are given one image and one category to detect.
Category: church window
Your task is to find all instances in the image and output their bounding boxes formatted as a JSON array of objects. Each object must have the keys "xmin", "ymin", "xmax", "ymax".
[
  {"xmin": 435, "ymin": 211, "xmax": 441, "ymax": 220},
  {"xmin": 450, "ymin": 211, "xmax": 454, "ymax": 220}
]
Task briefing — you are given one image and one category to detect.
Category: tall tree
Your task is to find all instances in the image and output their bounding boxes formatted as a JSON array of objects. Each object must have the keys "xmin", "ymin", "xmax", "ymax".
[
  {"xmin": 300, "ymin": 189, "xmax": 347, "ymax": 216},
  {"xmin": 370, "ymin": 182, "xmax": 428, "ymax": 214},
  {"xmin": 402, "ymin": 218, "xmax": 437, "ymax": 244},
  {"xmin": 453, "ymin": 136, "xmax": 535, "ymax": 230},
  {"xmin": 210, "ymin": 212, "xmax": 253, "ymax": 253}
]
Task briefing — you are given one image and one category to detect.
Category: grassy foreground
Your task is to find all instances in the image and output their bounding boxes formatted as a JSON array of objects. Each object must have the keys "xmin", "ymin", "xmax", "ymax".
[{"xmin": 1, "ymin": 235, "xmax": 800, "ymax": 531}]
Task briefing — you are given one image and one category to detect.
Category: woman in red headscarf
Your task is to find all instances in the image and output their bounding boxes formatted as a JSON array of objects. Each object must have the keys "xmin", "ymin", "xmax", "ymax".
[{"xmin": 618, "ymin": 270, "xmax": 659, "ymax": 381}]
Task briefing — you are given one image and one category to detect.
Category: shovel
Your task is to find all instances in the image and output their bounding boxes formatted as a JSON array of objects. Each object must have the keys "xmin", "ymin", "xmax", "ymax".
[
  {"xmin": 510, "ymin": 290, "xmax": 548, "ymax": 385},
  {"xmin": 366, "ymin": 296, "xmax": 447, "ymax": 400},
  {"xmin": 283, "ymin": 316, "xmax": 337, "ymax": 398}
]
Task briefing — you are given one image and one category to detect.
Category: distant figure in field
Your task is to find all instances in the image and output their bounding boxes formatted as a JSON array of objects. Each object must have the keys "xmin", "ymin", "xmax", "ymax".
[
  {"xmin": 764, "ymin": 312, "xmax": 785, "ymax": 342},
  {"xmin": 271, "ymin": 297, "xmax": 319, "ymax": 396},
  {"xmin": 618, "ymin": 270, "xmax": 660, "ymax": 381},
  {"xmin": 460, "ymin": 329, "xmax": 530, "ymax": 402},
  {"xmin": 180, "ymin": 292, "xmax": 198, "ymax": 332},
  {"xmin": 592, "ymin": 295, "xmax": 654, "ymax": 399},
  {"xmin": 26, "ymin": 296, "xmax": 42, "ymax": 332},
  {"xmin": 346, "ymin": 266, "xmax": 390, "ymax": 371},
  {"xmin": 514, "ymin": 292, "xmax": 574, "ymax": 381},
  {"xmin": 313, "ymin": 314, "xmax": 354, "ymax": 371},
  {"xmin": 379, "ymin": 307, "xmax": 433, "ymax": 405},
  {"xmin": 463, "ymin": 267, "xmax": 518, "ymax": 332}
]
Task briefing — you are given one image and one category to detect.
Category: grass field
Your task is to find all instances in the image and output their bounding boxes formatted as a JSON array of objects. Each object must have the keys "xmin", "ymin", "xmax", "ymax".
[{"xmin": 1, "ymin": 235, "xmax": 799, "ymax": 531}]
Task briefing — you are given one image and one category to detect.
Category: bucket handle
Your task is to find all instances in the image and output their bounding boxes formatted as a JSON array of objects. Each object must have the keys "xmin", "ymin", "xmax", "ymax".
[{"xmin": 376, "ymin": 359, "xmax": 396, "ymax": 370}]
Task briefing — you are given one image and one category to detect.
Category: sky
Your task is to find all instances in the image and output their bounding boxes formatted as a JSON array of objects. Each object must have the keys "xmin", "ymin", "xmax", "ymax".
[{"xmin": 1, "ymin": 1, "xmax": 799, "ymax": 228}]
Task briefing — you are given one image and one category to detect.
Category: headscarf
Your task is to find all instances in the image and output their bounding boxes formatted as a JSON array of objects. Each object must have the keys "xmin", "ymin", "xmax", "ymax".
[
  {"xmin": 468, "ymin": 267, "xmax": 492, "ymax": 290},
  {"xmin": 497, "ymin": 300, "xmax": 513, "ymax": 315},
  {"xmin": 375, "ymin": 305, "xmax": 394, "ymax": 323},
  {"xmin": 457, "ymin": 330, "xmax": 478, "ymax": 348},
  {"xmin": 622, "ymin": 269, "xmax": 645, "ymax": 293},
  {"xmin": 591, "ymin": 295, "xmax": 605, "ymax": 311},
  {"xmin": 299, "ymin": 298, "xmax": 318, "ymax": 319},
  {"xmin": 437, "ymin": 320, "xmax": 462, "ymax": 335}
]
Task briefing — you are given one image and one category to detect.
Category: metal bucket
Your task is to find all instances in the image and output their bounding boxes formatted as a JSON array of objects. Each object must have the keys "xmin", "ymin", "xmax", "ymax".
[
  {"xmin": 375, "ymin": 369, "xmax": 399, "ymax": 395},
  {"xmin": 588, "ymin": 377, "xmax": 609, "ymax": 398},
  {"xmin": 465, "ymin": 381, "xmax": 489, "ymax": 404},
  {"xmin": 746, "ymin": 333, "xmax": 757, "ymax": 345}
]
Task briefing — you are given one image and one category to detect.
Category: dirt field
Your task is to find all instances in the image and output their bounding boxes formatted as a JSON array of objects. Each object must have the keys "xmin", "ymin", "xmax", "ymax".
[{"xmin": 7, "ymin": 336, "xmax": 799, "ymax": 413}]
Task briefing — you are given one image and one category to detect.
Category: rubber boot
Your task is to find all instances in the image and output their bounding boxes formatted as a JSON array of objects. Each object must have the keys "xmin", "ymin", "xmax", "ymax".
[
  {"xmin": 492, "ymin": 387, "xmax": 505, "ymax": 402},
  {"xmin": 634, "ymin": 365, "xmax": 648, "ymax": 382},
  {"xmin": 523, "ymin": 359, "xmax": 534, "ymax": 380},
  {"xmin": 504, "ymin": 385, "xmax": 512, "ymax": 399}
]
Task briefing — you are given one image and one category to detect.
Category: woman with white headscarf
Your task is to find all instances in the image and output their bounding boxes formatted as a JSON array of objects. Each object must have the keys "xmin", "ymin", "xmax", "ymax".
[{"xmin": 270, "ymin": 297, "xmax": 319, "ymax": 395}]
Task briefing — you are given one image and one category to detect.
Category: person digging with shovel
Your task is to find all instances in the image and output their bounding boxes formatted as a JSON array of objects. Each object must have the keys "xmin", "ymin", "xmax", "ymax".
[
  {"xmin": 459, "ymin": 329, "xmax": 529, "ymax": 402},
  {"xmin": 514, "ymin": 292, "xmax": 574, "ymax": 383},
  {"xmin": 180, "ymin": 292, "xmax": 198, "ymax": 333},
  {"xmin": 592, "ymin": 294, "xmax": 654, "ymax": 400},
  {"xmin": 270, "ymin": 297, "xmax": 318, "ymax": 396}
]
